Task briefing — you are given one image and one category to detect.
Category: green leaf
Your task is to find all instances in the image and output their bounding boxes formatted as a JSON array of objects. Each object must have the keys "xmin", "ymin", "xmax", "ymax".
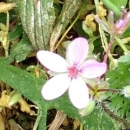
[
  {"xmin": 101, "ymin": 0, "xmax": 121, "ymax": 19},
  {"xmin": 17, "ymin": 0, "xmax": 56, "ymax": 50},
  {"xmin": 75, "ymin": 20, "xmax": 88, "ymax": 37},
  {"xmin": 47, "ymin": 94, "xmax": 118, "ymax": 130},
  {"xmin": 0, "ymin": 58, "xmax": 45, "ymax": 107},
  {"xmin": 0, "ymin": 13, "xmax": 7, "ymax": 23},
  {"xmin": 8, "ymin": 23, "xmax": 23, "ymax": 41},
  {"xmin": 9, "ymin": 35, "xmax": 33, "ymax": 62},
  {"xmin": 118, "ymin": 54, "xmax": 130, "ymax": 63},
  {"xmin": 82, "ymin": 21, "xmax": 94, "ymax": 37},
  {"xmin": 0, "ymin": 10, "xmax": 16, "ymax": 23},
  {"xmin": 50, "ymin": 0, "xmax": 82, "ymax": 50},
  {"xmin": 0, "ymin": 57, "xmax": 47, "ymax": 129},
  {"xmin": 110, "ymin": 0, "xmax": 128, "ymax": 9},
  {"xmin": 83, "ymin": 108, "xmax": 119, "ymax": 130},
  {"xmin": 106, "ymin": 63, "xmax": 130, "ymax": 127}
]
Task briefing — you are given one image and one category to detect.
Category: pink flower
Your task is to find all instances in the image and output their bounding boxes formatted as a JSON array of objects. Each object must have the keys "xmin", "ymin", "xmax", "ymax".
[{"xmin": 37, "ymin": 37, "xmax": 107, "ymax": 109}]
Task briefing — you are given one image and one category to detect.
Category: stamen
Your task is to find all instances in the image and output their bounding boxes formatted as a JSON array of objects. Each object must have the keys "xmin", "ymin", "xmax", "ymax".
[{"xmin": 67, "ymin": 66, "xmax": 79, "ymax": 78}]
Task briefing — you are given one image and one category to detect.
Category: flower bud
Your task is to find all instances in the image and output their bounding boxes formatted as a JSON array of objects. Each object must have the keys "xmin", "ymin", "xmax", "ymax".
[
  {"xmin": 122, "ymin": 86, "xmax": 130, "ymax": 98},
  {"xmin": 94, "ymin": 9, "xmax": 130, "ymax": 35},
  {"xmin": 8, "ymin": 92, "xmax": 21, "ymax": 106},
  {"xmin": 79, "ymin": 100, "xmax": 95, "ymax": 117},
  {"xmin": 114, "ymin": 11, "xmax": 130, "ymax": 34}
]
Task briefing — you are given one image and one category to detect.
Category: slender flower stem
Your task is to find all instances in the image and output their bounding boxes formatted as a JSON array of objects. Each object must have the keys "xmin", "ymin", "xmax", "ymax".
[
  {"xmin": 115, "ymin": 36, "xmax": 130, "ymax": 54},
  {"xmin": 103, "ymin": 35, "xmax": 115, "ymax": 63},
  {"xmin": 5, "ymin": 11, "xmax": 9, "ymax": 58},
  {"xmin": 94, "ymin": 0, "xmax": 99, "ymax": 12},
  {"xmin": 101, "ymin": 102, "xmax": 130, "ymax": 129},
  {"xmin": 33, "ymin": 108, "xmax": 42, "ymax": 130},
  {"xmin": 6, "ymin": 11, "xmax": 9, "ymax": 34}
]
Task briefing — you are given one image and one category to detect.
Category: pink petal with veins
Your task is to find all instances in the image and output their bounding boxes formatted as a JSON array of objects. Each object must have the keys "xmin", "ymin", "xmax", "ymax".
[
  {"xmin": 66, "ymin": 37, "xmax": 89, "ymax": 66},
  {"xmin": 69, "ymin": 78, "xmax": 89, "ymax": 109},
  {"xmin": 37, "ymin": 50, "xmax": 67, "ymax": 72},
  {"xmin": 41, "ymin": 74, "xmax": 71, "ymax": 100},
  {"xmin": 79, "ymin": 60, "xmax": 107, "ymax": 79}
]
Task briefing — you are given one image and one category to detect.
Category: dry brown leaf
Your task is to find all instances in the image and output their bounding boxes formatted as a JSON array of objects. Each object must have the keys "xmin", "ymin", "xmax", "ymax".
[
  {"xmin": 48, "ymin": 110, "xmax": 66, "ymax": 130},
  {"xmin": 18, "ymin": 98, "xmax": 36, "ymax": 115},
  {"xmin": 0, "ymin": 90, "xmax": 11, "ymax": 109},
  {"xmin": 8, "ymin": 119, "xmax": 20, "ymax": 130},
  {"xmin": 0, "ymin": 113, "xmax": 5, "ymax": 130},
  {"xmin": 62, "ymin": 116, "xmax": 68, "ymax": 126},
  {"xmin": 85, "ymin": 14, "xmax": 96, "ymax": 32},
  {"xmin": 73, "ymin": 119, "xmax": 80, "ymax": 130},
  {"xmin": 0, "ymin": 2, "xmax": 16, "ymax": 13},
  {"xmin": 97, "ymin": 2, "xmax": 106, "ymax": 18}
]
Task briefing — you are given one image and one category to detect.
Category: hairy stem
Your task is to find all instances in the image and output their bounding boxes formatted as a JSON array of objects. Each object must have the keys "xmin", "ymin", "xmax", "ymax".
[
  {"xmin": 101, "ymin": 102, "xmax": 130, "ymax": 129},
  {"xmin": 103, "ymin": 35, "xmax": 115, "ymax": 63}
]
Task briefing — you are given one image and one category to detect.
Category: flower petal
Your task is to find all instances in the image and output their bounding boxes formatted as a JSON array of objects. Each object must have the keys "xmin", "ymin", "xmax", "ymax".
[
  {"xmin": 37, "ymin": 50, "xmax": 67, "ymax": 72},
  {"xmin": 69, "ymin": 78, "xmax": 89, "ymax": 109},
  {"xmin": 42, "ymin": 74, "xmax": 71, "ymax": 100},
  {"xmin": 66, "ymin": 37, "xmax": 89, "ymax": 66},
  {"xmin": 79, "ymin": 60, "xmax": 107, "ymax": 78}
]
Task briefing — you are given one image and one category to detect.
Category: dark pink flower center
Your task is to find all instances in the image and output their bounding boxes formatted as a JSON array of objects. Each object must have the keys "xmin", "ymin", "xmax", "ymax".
[{"xmin": 67, "ymin": 66, "xmax": 79, "ymax": 78}]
